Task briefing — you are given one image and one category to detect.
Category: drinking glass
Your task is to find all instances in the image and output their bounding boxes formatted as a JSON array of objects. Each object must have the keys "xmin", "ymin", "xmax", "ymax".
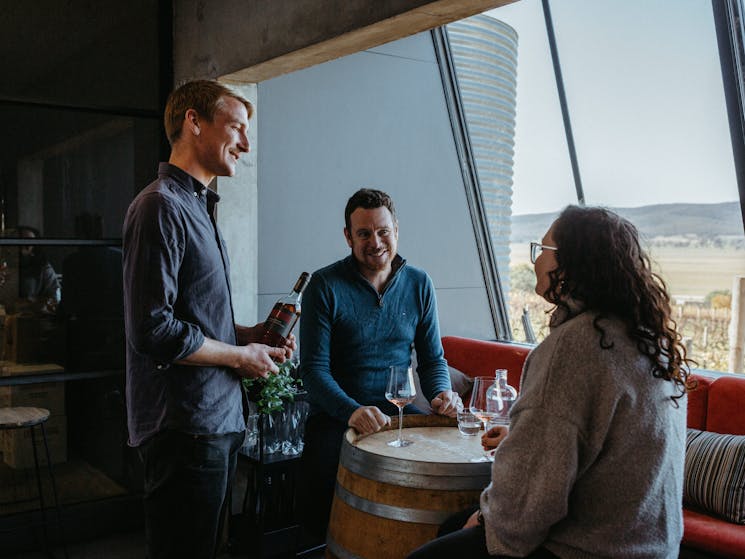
[
  {"xmin": 469, "ymin": 376, "xmax": 498, "ymax": 462},
  {"xmin": 457, "ymin": 410, "xmax": 481, "ymax": 436},
  {"xmin": 385, "ymin": 366, "xmax": 416, "ymax": 447},
  {"xmin": 281, "ymin": 400, "xmax": 310, "ymax": 456},
  {"xmin": 263, "ymin": 412, "xmax": 283, "ymax": 454},
  {"xmin": 242, "ymin": 414, "xmax": 259, "ymax": 457}
]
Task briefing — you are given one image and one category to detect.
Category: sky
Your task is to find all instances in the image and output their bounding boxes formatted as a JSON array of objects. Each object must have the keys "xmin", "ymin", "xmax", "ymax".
[{"xmin": 486, "ymin": 0, "xmax": 739, "ymax": 216}]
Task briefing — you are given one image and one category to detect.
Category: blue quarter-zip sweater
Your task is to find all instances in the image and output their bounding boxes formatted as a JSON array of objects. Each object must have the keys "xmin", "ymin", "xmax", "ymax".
[{"xmin": 299, "ymin": 254, "xmax": 450, "ymax": 423}]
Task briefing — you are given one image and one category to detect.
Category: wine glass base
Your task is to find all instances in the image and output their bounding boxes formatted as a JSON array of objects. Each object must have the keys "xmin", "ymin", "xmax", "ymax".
[{"xmin": 387, "ymin": 439, "xmax": 413, "ymax": 448}]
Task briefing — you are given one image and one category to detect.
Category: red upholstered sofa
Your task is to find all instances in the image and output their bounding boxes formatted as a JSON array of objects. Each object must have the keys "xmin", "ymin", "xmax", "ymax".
[
  {"xmin": 441, "ymin": 336, "xmax": 529, "ymax": 395},
  {"xmin": 682, "ymin": 374, "xmax": 745, "ymax": 558},
  {"xmin": 441, "ymin": 336, "xmax": 745, "ymax": 558}
]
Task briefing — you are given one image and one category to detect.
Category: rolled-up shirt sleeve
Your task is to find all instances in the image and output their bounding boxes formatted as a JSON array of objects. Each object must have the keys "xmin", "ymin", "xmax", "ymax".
[{"xmin": 123, "ymin": 192, "xmax": 205, "ymax": 366}]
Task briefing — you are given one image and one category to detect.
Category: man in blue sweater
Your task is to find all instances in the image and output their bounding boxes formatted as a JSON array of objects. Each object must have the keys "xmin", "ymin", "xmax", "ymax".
[{"xmin": 299, "ymin": 188, "xmax": 460, "ymax": 538}]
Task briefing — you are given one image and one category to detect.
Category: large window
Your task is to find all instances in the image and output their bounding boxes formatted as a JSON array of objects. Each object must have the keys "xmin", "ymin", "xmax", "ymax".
[
  {"xmin": 467, "ymin": 0, "xmax": 744, "ymax": 373},
  {"xmin": 0, "ymin": 0, "xmax": 168, "ymax": 541}
]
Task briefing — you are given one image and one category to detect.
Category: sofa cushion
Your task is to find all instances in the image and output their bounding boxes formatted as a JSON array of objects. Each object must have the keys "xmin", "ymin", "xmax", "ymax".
[
  {"xmin": 683, "ymin": 507, "xmax": 745, "ymax": 558},
  {"xmin": 411, "ymin": 361, "xmax": 472, "ymax": 413},
  {"xmin": 684, "ymin": 428, "xmax": 745, "ymax": 524}
]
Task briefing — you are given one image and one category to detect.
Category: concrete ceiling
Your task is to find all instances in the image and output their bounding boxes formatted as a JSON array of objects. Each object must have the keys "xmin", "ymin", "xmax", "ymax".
[
  {"xmin": 0, "ymin": 0, "xmax": 160, "ymax": 110},
  {"xmin": 173, "ymin": 0, "xmax": 519, "ymax": 83},
  {"xmin": 0, "ymin": 0, "xmax": 519, "ymax": 167}
]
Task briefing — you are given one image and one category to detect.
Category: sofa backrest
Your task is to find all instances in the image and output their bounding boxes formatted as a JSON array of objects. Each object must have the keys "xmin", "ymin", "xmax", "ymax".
[
  {"xmin": 439, "ymin": 339, "xmax": 745, "ymax": 435},
  {"xmin": 686, "ymin": 374, "xmax": 714, "ymax": 430},
  {"xmin": 687, "ymin": 373, "xmax": 745, "ymax": 435},
  {"xmin": 706, "ymin": 375, "xmax": 745, "ymax": 435},
  {"xmin": 441, "ymin": 336, "xmax": 529, "ymax": 391}
]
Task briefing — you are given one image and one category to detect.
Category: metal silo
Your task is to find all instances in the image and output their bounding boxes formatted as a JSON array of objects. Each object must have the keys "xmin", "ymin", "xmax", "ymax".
[{"xmin": 446, "ymin": 15, "xmax": 518, "ymax": 297}]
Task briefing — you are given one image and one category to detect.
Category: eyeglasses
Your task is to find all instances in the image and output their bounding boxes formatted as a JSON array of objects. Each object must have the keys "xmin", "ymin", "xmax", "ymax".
[{"xmin": 530, "ymin": 242, "xmax": 558, "ymax": 264}]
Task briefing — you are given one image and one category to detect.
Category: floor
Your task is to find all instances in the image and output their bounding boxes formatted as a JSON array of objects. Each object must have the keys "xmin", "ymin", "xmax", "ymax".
[
  {"xmin": 8, "ymin": 530, "xmax": 146, "ymax": 559},
  {"xmin": 7, "ymin": 529, "xmax": 326, "ymax": 559},
  {"xmin": 4, "ymin": 451, "xmax": 325, "ymax": 559}
]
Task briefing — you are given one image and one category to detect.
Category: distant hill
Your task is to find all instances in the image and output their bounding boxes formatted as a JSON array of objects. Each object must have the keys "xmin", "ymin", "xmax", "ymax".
[{"xmin": 510, "ymin": 201, "xmax": 743, "ymax": 243}]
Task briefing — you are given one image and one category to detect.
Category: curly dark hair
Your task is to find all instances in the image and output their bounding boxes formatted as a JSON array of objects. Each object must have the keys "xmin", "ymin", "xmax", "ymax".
[{"xmin": 545, "ymin": 205, "xmax": 691, "ymax": 400}]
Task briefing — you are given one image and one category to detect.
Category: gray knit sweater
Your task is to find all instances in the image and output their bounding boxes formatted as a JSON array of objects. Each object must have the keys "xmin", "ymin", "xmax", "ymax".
[{"xmin": 480, "ymin": 309, "xmax": 686, "ymax": 558}]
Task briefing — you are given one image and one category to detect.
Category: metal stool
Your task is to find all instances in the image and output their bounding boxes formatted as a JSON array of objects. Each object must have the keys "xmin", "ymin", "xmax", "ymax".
[{"xmin": 0, "ymin": 406, "xmax": 68, "ymax": 558}]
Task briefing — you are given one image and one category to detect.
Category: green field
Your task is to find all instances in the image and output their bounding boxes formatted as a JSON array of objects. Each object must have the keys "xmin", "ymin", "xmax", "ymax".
[{"xmin": 510, "ymin": 243, "xmax": 745, "ymax": 299}]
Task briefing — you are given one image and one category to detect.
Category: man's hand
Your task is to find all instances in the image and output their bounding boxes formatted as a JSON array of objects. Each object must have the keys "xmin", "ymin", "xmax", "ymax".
[
  {"xmin": 348, "ymin": 406, "xmax": 390, "ymax": 435},
  {"xmin": 234, "ymin": 324, "xmax": 263, "ymax": 345},
  {"xmin": 482, "ymin": 424, "xmax": 509, "ymax": 450},
  {"xmin": 278, "ymin": 332, "xmax": 296, "ymax": 360},
  {"xmin": 234, "ymin": 343, "xmax": 288, "ymax": 379},
  {"xmin": 235, "ymin": 323, "xmax": 296, "ymax": 360},
  {"xmin": 430, "ymin": 390, "xmax": 461, "ymax": 418}
]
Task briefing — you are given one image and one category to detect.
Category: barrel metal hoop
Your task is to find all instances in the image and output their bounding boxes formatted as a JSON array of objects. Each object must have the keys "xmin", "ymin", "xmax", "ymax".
[
  {"xmin": 335, "ymin": 483, "xmax": 454, "ymax": 525},
  {"xmin": 340, "ymin": 442, "xmax": 490, "ymax": 490},
  {"xmin": 326, "ymin": 534, "xmax": 365, "ymax": 559}
]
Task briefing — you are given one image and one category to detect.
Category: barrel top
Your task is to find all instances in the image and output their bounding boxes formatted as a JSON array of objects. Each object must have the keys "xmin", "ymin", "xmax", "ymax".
[{"xmin": 352, "ymin": 426, "xmax": 486, "ymax": 464}]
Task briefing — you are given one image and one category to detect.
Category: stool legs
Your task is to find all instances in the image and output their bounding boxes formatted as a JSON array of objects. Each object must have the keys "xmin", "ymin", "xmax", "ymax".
[
  {"xmin": 29, "ymin": 424, "xmax": 50, "ymax": 554},
  {"xmin": 29, "ymin": 423, "xmax": 69, "ymax": 559}
]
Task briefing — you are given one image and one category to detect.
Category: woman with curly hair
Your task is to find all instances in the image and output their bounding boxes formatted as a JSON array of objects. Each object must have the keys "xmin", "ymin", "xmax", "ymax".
[{"xmin": 408, "ymin": 206, "xmax": 691, "ymax": 559}]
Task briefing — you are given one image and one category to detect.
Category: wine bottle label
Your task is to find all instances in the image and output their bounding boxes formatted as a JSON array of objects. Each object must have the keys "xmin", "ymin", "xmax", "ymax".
[{"xmin": 264, "ymin": 303, "xmax": 298, "ymax": 337}]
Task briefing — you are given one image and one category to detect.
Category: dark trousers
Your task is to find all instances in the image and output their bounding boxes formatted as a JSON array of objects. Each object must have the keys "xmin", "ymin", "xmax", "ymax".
[
  {"xmin": 297, "ymin": 413, "xmax": 347, "ymax": 540},
  {"xmin": 297, "ymin": 408, "xmax": 426, "ymax": 540},
  {"xmin": 407, "ymin": 508, "xmax": 559, "ymax": 559},
  {"xmin": 137, "ymin": 429, "xmax": 245, "ymax": 559}
]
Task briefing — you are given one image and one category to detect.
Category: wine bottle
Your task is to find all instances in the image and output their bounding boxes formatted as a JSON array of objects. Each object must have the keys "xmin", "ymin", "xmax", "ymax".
[
  {"xmin": 485, "ymin": 369, "xmax": 517, "ymax": 426},
  {"xmin": 259, "ymin": 272, "xmax": 311, "ymax": 347}
]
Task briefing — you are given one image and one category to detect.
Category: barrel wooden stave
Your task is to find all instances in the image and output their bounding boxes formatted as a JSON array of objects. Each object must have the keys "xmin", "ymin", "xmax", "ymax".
[
  {"xmin": 327, "ymin": 497, "xmax": 448, "ymax": 559},
  {"xmin": 326, "ymin": 416, "xmax": 490, "ymax": 559},
  {"xmin": 336, "ymin": 464, "xmax": 482, "ymax": 515}
]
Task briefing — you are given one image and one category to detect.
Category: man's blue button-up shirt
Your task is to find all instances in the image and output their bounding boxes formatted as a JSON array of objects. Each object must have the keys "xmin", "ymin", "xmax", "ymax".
[{"xmin": 123, "ymin": 163, "xmax": 243, "ymax": 446}]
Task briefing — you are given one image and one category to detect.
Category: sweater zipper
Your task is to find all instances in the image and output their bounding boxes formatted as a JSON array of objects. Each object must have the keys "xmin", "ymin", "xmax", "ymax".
[{"xmin": 376, "ymin": 260, "xmax": 405, "ymax": 307}]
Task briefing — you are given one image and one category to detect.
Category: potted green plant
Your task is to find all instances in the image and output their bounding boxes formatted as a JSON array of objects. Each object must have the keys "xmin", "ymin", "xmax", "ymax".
[
  {"xmin": 242, "ymin": 360, "xmax": 306, "ymax": 457},
  {"xmin": 242, "ymin": 359, "xmax": 303, "ymax": 414}
]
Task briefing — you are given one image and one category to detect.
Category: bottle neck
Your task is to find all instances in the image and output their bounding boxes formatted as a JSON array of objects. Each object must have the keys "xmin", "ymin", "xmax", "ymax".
[
  {"xmin": 292, "ymin": 272, "xmax": 311, "ymax": 296},
  {"xmin": 495, "ymin": 370, "xmax": 508, "ymax": 386}
]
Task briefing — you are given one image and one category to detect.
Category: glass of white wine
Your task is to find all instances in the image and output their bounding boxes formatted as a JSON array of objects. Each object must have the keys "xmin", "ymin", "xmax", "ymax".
[
  {"xmin": 469, "ymin": 376, "xmax": 498, "ymax": 462},
  {"xmin": 385, "ymin": 365, "xmax": 416, "ymax": 447}
]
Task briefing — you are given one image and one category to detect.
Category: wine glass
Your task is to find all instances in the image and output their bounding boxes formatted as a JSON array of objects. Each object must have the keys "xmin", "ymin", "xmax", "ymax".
[
  {"xmin": 469, "ymin": 376, "xmax": 498, "ymax": 462},
  {"xmin": 385, "ymin": 366, "xmax": 416, "ymax": 447}
]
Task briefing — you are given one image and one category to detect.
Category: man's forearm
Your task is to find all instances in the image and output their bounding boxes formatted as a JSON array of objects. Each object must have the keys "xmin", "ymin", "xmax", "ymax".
[
  {"xmin": 176, "ymin": 338, "xmax": 287, "ymax": 379},
  {"xmin": 176, "ymin": 337, "xmax": 242, "ymax": 369}
]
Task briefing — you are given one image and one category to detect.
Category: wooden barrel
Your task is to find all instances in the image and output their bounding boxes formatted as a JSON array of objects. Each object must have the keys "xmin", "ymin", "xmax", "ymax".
[{"xmin": 326, "ymin": 415, "xmax": 491, "ymax": 559}]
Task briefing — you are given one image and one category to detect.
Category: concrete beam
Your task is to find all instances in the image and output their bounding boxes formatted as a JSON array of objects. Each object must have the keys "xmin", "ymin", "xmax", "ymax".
[{"xmin": 173, "ymin": 0, "xmax": 517, "ymax": 83}]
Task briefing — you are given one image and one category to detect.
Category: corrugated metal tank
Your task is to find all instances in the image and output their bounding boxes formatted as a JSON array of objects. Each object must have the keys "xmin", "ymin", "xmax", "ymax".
[{"xmin": 446, "ymin": 15, "xmax": 518, "ymax": 297}]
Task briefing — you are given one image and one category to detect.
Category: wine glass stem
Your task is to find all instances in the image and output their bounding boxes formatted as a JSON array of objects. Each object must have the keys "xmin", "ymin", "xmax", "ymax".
[
  {"xmin": 398, "ymin": 407, "xmax": 404, "ymax": 444},
  {"xmin": 482, "ymin": 421, "xmax": 488, "ymax": 457}
]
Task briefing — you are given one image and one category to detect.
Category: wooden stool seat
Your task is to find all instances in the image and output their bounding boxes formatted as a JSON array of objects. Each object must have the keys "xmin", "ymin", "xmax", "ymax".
[
  {"xmin": 0, "ymin": 406, "xmax": 51, "ymax": 429},
  {"xmin": 0, "ymin": 406, "xmax": 67, "ymax": 558}
]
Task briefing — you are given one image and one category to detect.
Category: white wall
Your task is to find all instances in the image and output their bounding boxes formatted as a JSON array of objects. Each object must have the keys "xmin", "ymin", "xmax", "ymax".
[
  {"xmin": 215, "ymin": 82, "xmax": 259, "ymax": 326},
  {"xmin": 257, "ymin": 31, "xmax": 495, "ymax": 339}
]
